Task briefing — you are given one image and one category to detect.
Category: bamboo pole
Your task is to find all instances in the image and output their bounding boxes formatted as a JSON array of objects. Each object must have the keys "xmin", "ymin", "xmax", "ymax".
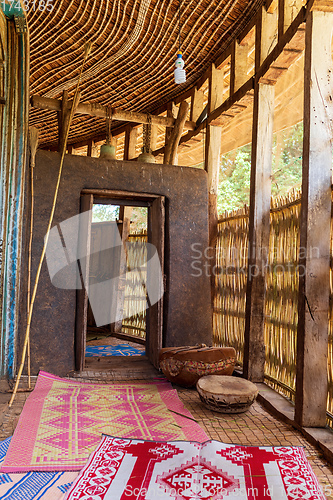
[
  {"xmin": 27, "ymin": 127, "xmax": 39, "ymax": 389},
  {"xmin": 8, "ymin": 42, "xmax": 92, "ymax": 407}
]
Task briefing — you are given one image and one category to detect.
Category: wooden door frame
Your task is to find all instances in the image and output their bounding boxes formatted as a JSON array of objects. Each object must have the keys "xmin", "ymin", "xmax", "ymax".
[{"xmin": 75, "ymin": 189, "xmax": 165, "ymax": 371}]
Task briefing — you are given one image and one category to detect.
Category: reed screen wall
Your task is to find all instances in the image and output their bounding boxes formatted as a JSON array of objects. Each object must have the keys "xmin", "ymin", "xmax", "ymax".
[
  {"xmin": 122, "ymin": 231, "xmax": 147, "ymax": 339},
  {"xmin": 213, "ymin": 191, "xmax": 333, "ymax": 426},
  {"xmin": 263, "ymin": 193, "xmax": 300, "ymax": 401},
  {"xmin": 213, "ymin": 207, "xmax": 249, "ymax": 365}
]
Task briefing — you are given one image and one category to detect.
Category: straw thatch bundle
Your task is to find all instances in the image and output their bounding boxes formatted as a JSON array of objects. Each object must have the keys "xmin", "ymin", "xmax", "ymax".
[{"xmin": 27, "ymin": 0, "xmax": 264, "ymax": 150}]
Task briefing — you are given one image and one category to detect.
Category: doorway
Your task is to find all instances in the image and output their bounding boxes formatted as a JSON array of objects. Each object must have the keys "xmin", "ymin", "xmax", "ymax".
[
  {"xmin": 86, "ymin": 203, "xmax": 147, "ymax": 356},
  {"xmin": 75, "ymin": 190, "xmax": 165, "ymax": 372}
]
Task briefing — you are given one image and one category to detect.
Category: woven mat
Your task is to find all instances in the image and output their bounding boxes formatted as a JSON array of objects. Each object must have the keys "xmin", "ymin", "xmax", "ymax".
[
  {"xmin": 63, "ymin": 434, "xmax": 326, "ymax": 500},
  {"xmin": 85, "ymin": 343, "xmax": 145, "ymax": 357},
  {"xmin": 0, "ymin": 437, "xmax": 78, "ymax": 500},
  {"xmin": 1, "ymin": 371, "xmax": 207, "ymax": 472}
]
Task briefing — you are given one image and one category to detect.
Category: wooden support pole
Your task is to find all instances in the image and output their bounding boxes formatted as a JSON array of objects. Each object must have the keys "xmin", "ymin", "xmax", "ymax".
[
  {"xmin": 243, "ymin": 83, "xmax": 275, "ymax": 382},
  {"xmin": 113, "ymin": 206, "xmax": 132, "ymax": 334},
  {"xmin": 57, "ymin": 90, "xmax": 68, "ymax": 153},
  {"xmin": 124, "ymin": 126, "xmax": 138, "ymax": 160},
  {"xmin": 261, "ymin": 5, "xmax": 278, "ymax": 63},
  {"xmin": 87, "ymin": 139, "xmax": 94, "ymax": 157},
  {"xmin": 284, "ymin": 0, "xmax": 304, "ymax": 31},
  {"xmin": 150, "ymin": 124, "xmax": 158, "ymax": 152},
  {"xmin": 205, "ymin": 126, "xmax": 221, "ymax": 248},
  {"xmin": 164, "ymin": 101, "xmax": 190, "ymax": 165},
  {"xmin": 278, "ymin": 0, "xmax": 285, "ymax": 40},
  {"xmin": 190, "ymin": 88, "xmax": 205, "ymax": 124},
  {"xmin": 164, "ymin": 101, "xmax": 178, "ymax": 147},
  {"xmin": 209, "ymin": 64, "xmax": 224, "ymax": 111},
  {"xmin": 58, "ymin": 90, "xmax": 81, "ymax": 154},
  {"xmin": 231, "ymin": 41, "xmax": 248, "ymax": 94},
  {"xmin": 244, "ymin": 0, "xmax": 273, "ymax": 379},
  {"xmin": 205, "ymin": 64, "xmax": 224, "ymax": 247},
  {"xmin": 295, "ymin": 9, "xmax": 333, "ymax": 428}
]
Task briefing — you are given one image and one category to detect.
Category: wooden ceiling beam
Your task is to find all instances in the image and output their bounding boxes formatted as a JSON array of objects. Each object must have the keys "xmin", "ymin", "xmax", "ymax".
[
  {"xmin": 30, "ymin": 95, "xmax": 196, "ymax": 131},
  {"xmin": 39, "ymin": 0, "xmax": 307, "ymax": 157}
]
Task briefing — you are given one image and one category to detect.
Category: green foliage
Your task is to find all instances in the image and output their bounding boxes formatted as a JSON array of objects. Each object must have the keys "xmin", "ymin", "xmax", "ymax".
[
  {"xmin": 218, "ymin": 122, "xmax": 303, "ymax": 214},
  {"xmin": 92, "ymin": 204, "xmax": 119, "ymax": 222},
  {"xmin": 217, "ymin": 146, "xmax": 251, "ymax": 213},
  {"xmin": 130, "ymin": 207, "xmax": 148, "ymax": 232},
  {"xmin": 271, "ymin": 123, "xmax": 303, "ymax": 197},
  {"xmin": 92, "ymin": 204, "xmax": 147, "ymax": 233}
]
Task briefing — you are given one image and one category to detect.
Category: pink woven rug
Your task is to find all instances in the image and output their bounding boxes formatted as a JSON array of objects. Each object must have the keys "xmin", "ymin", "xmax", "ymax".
[
  {"xmin": 1, "ymin": 371, "xmax": 207, "ymax": 473},
  {"xmin": 63, "ymin": 435, "xmax": 326, "ymax": 500}
]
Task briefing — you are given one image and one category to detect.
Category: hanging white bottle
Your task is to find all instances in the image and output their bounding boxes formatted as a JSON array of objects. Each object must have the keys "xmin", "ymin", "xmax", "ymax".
[{"xmin": 174, "ymin": 51, "xmax": 186, "ymax": 84}]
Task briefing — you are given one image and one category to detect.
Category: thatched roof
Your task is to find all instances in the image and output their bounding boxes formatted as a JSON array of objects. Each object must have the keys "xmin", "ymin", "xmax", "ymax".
[{"xmin": 28, "ymin": 0, "xmax": 264, "ymax": 152}]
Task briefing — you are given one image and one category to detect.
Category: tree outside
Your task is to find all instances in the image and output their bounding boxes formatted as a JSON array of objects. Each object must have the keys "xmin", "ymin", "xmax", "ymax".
[
  {"xmin": 92, "ymin": 204, "xmax": 147, "ymax": 233},
  {"xmin": 218, "ymin": 122, "xmax": 303, "ymax": 215}
]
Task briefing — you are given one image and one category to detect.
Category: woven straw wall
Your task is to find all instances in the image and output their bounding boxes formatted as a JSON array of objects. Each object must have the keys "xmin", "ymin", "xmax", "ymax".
[
  {"xmin": 214, "ymin": 191, "xmax": 333, "ymax": 426},
  {"xmin": 213, "ymin": 206, "xmax": 249, "ymax": 365},
  {"xmin": 122, "ymin": 231, "xmax": 148, "ymax": 339}
]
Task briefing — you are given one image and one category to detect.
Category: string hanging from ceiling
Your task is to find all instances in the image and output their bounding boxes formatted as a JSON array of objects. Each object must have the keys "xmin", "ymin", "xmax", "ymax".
[
  {"xmin": 174, "ymin": 0, "xmax": 186, "ymax": 84},
  {"xmin": 99, "ymin": 105, "xmax": 116, "ymax": 160}
]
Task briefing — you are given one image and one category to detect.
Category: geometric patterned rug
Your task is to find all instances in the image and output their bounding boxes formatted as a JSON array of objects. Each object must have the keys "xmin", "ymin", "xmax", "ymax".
[
  {"xmin": 0, "ymin": 437, "xmax": 78, "ymax": 500},
  {"xmin": 1, "ymin": 371, "xmax": 208, "ymax": 473},
  {"xmin": 63, "ymin": 435, "xmax": 327, "ymax": 500},
  {"xmin": 85, "ymin": 343, "xmax": 145, "ymax": 357}
]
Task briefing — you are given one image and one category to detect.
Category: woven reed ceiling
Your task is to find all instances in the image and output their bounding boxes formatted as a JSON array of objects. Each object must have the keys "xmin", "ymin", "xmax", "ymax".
[{"xmin": 28, "ymin": 0, "xmax": 264, "ymax": 149}]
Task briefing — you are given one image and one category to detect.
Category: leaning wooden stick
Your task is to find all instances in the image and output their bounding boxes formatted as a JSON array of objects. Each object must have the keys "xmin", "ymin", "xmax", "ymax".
[
  {"xmin": 27, "ymin": 127, "xmax": 40, "ymax": 390},
  {"xmin": 9, "ymin": 42, "xmax": 92, "ymax": 408}
]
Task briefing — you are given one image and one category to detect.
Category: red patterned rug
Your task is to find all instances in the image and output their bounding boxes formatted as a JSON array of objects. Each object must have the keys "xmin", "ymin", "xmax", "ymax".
[
  {"xmin": 63, "ymin": 435, "xmax": 326, "ymax": 500},
  {"xmin": 1, "ymin": 371, "xmax": 207, "ymax": 472}
]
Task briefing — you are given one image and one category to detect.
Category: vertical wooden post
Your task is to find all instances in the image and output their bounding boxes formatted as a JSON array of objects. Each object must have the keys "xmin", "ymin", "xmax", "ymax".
[
  {"xmin": 164, "ymin": 101, "xmax": 177, "ymax": 148},
  {"xmin": 205, "ymin": 126, "xmax": 221, "ymax": 247},
  {"xmin": 57, "ymin": 90, "xmax": 68, "ymax": 153},
  {"xmin": 261, "ymin": 5, "xmax": 278, "ymax": 62},
  {"xmin": 124, "ymin": 126, "xmax": 138, "ymax": 161},
  {"xmin": 75, "ymin": 194, "xmax": 93, "ymax": 371},
  {"xmin": 164, "ymin": 101, "xmax": 189, "ymax": 165},
  {"xmin": 190, "ymin": 87, "xmax": 205, "ymax": 124},
  {"xmin": 279, "ymin": 0, "xmax": 303, "ymax": 39},
  {"xmin": 205, "ymin": 64, "xmax": 224, "ymax": 247},
  {"xmin": 295, "ymin": 8, "xmax": 333, "ymax": 428},
  {"xmin": 113, "ymin": 206, "xmax": 132, "ymax": 334},
  {"xmin": 284, "ymin": 0, "xmax": 303, "ymax": 31},
  {"xmin": 147, "ymin": 196, "xmax": 165, "ymax": 368},
  {"xmin": 243, "ymin": 83, "xmax": 275, "ymax": 382},
  {"xmin": 278, "ymin": 0, "xmax": 285, "ymax": 41},
  {"xmin": 57, "ymin": 90, "xmax": 80, "ymax": 154},
  {"xmin": 243, "ymin": 11, "xmax": 275, "ymax": 382},
  {"xmin": 87, "ymin": 139, "xmax": 94, "ymax": 157},
  {"xmin": 230, "ymin": 40, "xmax": 248, "ymax": 94},
  {"xmin": 150, "ymin": 124, "xmax": 158, "ymax": 152}
]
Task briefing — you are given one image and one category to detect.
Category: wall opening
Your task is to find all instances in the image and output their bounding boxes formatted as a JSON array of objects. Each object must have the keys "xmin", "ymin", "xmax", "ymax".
[
  {"xmin": 75, "ymin": 190, "xmax": 165, "ymax": 372},
  {"xmin": 85, "ymin": 202, "xmax": 148, "ymax": 360}
]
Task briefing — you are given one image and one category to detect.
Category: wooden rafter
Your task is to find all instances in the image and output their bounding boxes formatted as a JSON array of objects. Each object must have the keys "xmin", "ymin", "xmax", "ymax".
[
  {"xmin": 30, "ymin": 95, "xmax": 196, "ymax": 131},
  {"xmin": 31, "ymin": 0, "xmax": 309, "ymax": 162}
]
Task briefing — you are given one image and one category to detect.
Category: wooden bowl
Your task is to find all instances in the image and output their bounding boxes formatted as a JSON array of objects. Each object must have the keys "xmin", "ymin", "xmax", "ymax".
[
  {"xmin": 196, "ymin": 375, "xmax": 258, "ymax": 413},
  {"xmin": 159, "ymin": 346, "xmax": 236, "ymax": 387}
]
